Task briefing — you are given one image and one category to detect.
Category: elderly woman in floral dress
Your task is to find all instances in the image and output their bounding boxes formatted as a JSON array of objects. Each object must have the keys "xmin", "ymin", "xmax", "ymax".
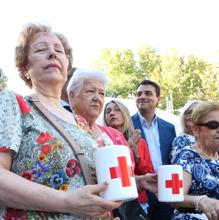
[
  {"xmin": 0, "ymin": 23, "xmax": 123, "ymax": 220},
  {"xmin": 0, "ymin": 23, "xmax": 157, "ymax": 220}
]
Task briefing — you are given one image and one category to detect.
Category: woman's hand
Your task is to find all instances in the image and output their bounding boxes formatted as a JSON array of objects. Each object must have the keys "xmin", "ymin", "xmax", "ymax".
[
  {"xmin": 198, "ymin": 196, "xmax": 219, "ymax": 220},
  {"xmin": 128, "ymin": 129, "xmax": 141, "ymax": 163},
  {"xmin": 135, "ymin": 173, "xmax": 158, "ymax": 194},
  {"xmin": 64, "ymin": 182, "xmax": 123, "ymax": 219}
]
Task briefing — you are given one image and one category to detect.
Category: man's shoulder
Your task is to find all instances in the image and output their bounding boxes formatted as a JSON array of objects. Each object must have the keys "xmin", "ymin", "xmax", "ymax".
[
  {"xmin": 131, "ymin": 112, "xmax": 139, "ymax": 120},
  {"xmin": 157, "ymin": 117, "xmax": 175, "ymax": 128}
]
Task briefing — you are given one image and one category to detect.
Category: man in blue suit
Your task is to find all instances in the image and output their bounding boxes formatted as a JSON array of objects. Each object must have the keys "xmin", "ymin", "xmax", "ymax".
[{"xmin": 132, "ymin": 79, "xmax": 176, "ymax": 220}]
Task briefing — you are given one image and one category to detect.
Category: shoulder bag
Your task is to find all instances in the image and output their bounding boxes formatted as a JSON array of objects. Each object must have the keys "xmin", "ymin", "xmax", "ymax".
[{"xmin": 29, "ymin": 94, "xmax": 95, "ymax": 185}]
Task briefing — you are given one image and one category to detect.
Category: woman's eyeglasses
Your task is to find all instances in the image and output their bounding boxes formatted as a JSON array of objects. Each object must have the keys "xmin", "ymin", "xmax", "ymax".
[{"xmin": 197, "ymin": 120, "xmax": 219, "ymax": 129}]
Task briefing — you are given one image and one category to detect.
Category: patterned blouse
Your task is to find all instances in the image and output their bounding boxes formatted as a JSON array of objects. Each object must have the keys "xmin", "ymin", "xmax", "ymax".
[
  {"xmin": 170, "ymin": 133, "xmax": 196, "ymax": 163},
  {"xmin": 0, "ymin": 90, "xmax": 102, "ymax": 220},
  {"xmin": 171, "ymin": 145, "xmax": 219, "ymax": 220}
]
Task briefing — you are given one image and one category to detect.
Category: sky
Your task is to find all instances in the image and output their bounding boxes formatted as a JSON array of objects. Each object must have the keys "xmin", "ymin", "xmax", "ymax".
[{"xmin": 1, "ymin": 0, "xmax": 219, "ymax": 94}]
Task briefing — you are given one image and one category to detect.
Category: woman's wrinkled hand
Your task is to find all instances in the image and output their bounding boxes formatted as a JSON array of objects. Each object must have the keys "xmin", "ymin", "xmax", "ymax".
[
  {"xmin": 136, "ymin": 173, "xmax": 158, "ymax": 195},
  {"xmin": 128, "ymin": 129, "xmax": 141, "ymax": 163},
  {"xmin": 128, "ymin": 129, "xmax": 141, "ymax": 151},
  {"xmin": 64, "ymin": 182, "xmax": 123, "ymax": 219},
  {"xmin": 198, "ymin": 196, "xmax": 219, "ymax": 220}
]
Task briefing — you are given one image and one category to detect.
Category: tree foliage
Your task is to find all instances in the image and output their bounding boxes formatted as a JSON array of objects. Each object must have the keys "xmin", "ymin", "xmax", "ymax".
[
  {"xmin": 94, "ymin": 45, "xmax": 219, "ymax": 113},
  {"xmin": 94, "ymin": 48, "xmax": 138, "ymax": 98}
]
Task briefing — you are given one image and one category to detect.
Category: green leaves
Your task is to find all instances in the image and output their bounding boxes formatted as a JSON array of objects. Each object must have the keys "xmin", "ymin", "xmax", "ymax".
[
  {"xmin": 94, "ymin": 46, "xmax": 219, "ymax": 114},
  {"xmin": 95, "ymin": 48, "xmax": 138, "ymax": 98}
]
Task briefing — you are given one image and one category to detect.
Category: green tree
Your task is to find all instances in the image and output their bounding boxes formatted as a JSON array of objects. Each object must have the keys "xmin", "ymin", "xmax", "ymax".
[
  {"xmin": 151, "ymin": 50, "xmax": 182, "ymax": 110},
  {"xmin": 198, "ymin": 62, "xmax": 219, "ymax": 101},
  {"xmin": 94, "ymin": 46, "xmax": 219, "ymax": 113},
  {"xmin": 94, "ymin": 48, "xmax": 138, "ymax": 98},
  {"xmin": 137, "ymin": 44, "xmax": 161, "ymax": 80}
]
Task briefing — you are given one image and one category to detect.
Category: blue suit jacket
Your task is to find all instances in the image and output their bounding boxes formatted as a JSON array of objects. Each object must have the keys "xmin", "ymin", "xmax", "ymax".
[
  {"xmin": 132, "ymin": 112, "xmax": 176, "ymax": 165},
  {"xmin": 132, "ymin": 112, "xmax": 176, "ymax": 220}
]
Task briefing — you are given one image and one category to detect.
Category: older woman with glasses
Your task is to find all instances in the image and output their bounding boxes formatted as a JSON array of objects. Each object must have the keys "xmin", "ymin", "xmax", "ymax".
[
  {"xmin": 171, "ymin": 100, "xmax": 202, "ymax": 162},
  {"xmin": 171, "ymin": 101, "xmax": 219, "ymax": 220}
]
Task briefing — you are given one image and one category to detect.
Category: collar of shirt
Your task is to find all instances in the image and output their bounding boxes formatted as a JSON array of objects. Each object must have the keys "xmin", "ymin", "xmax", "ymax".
[
  {"xmin": 60, "ymin": 99, "xmax": 69, "ymax": 107},
  {"xmin": 60, "ymin": 99, "xmax": 73, "ymax": 113},
  {"xmin": 137, "ymin": 111, "xmax": 158, "ymax": 128}
]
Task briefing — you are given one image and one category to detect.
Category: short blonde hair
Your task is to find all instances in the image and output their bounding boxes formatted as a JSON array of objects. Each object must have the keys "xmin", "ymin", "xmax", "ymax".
[
  {"xmin": 192, "ymin": 101, "xmax": 219, "ymax": 124},
  {"xmin": 15, "ymin": 22, "xmax": 73, "ymax": 88},
  {"xmin": 104, "ymin": 100, "xmax": 134, "ymax": 140}
]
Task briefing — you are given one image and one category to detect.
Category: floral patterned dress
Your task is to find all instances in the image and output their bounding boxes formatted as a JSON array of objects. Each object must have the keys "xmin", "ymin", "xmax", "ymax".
[
  {"xmin": 0, "ymin": 90, "xmax": 101, "ymax": 220},
  {"xmin": 170, "ymin": 133, "xmax": 196, "ymax": 163},
  {"xmin": 171, "ymin": 145, "xmax": 219, "ymax": 220}
]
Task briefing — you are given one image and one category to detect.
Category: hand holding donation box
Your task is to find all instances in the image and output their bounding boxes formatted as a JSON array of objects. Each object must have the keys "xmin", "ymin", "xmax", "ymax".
[
  {"xmin": 94, "ymin": 145, "xmax": 138, "ymax": 201},
  {"xmin": 158, "ymin": 165, "xmax": 184, "ymax": 202}
]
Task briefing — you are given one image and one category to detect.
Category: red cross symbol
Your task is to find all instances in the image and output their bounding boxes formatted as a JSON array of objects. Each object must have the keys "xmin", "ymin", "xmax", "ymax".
[
  {"xmin": 109, "ymin": 156, "xmax": 134, "ymax": 187},
  {"xmin": 165, "ymin": 173, "xmax": 183, "ymax": 194}
]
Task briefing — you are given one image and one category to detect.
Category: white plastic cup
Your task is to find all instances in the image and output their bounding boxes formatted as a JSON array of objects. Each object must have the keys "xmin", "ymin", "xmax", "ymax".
[
  {"xmin": 94, "ymin": 145, "xmax": 138, "ymax": 201},
  {"xmin": 158, "ymin": 165, "xmax": 184, "ymax": 202}
]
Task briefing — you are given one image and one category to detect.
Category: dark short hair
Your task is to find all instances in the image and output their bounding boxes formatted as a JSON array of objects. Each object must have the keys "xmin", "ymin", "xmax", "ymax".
[{"xmin": 136, "ymin": 79, "xmax": 160, "ymax": 97}]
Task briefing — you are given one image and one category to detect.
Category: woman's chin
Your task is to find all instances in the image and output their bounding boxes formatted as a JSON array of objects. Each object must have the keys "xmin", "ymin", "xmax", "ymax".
[{"xmin": 109, "ymin": 123, "xmax": 117, "ymax": 128}]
